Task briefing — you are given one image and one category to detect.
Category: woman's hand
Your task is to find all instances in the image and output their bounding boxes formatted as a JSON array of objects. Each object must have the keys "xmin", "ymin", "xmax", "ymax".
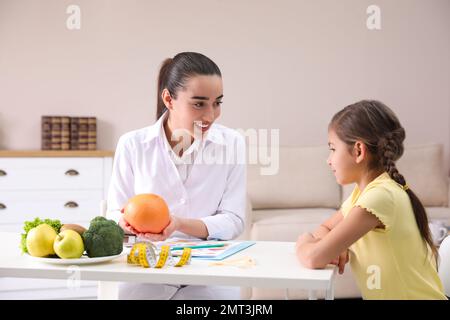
[
  {"xmin": 118, "ymin": 216, "xmax": 139, "ymax": 235},
  {"xmin": 161, "ymin": 215, "xmax": 181, "ymax": 238},
  {"xmin": 135, "ymin": 214, "xmax": 181, "ymax": 242},
  {"xmin": 330, "ymin": 249, "xmax": 350, "ymax": 275}
]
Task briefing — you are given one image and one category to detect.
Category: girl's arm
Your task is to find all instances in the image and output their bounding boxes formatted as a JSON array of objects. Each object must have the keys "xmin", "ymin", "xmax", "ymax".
[
  {"xmin": 305, "ymin": 210, "xmax": 348, "ymax": 273},
  {"xmin": 297, "ymin": 206, "xmax": 382, "ymax": 269},
  {"xmin": 311, "ymin": 210, "xmax": 344, "ymax": 239}
]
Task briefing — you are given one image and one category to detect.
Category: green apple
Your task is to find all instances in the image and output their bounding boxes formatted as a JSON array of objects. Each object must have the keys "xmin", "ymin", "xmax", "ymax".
[
  {"xmin": 26, "ymin": 224, "xmax": 58, "ymax": 257},
  {"xmin": 53, "ymin": 229, "xmax": 85, "ymax": 259}
]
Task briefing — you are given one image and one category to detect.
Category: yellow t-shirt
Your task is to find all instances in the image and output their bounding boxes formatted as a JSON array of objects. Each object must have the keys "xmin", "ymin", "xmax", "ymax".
[{"xmin": 341, "ymin": 172, "xmax": 447, "ymax": 300}]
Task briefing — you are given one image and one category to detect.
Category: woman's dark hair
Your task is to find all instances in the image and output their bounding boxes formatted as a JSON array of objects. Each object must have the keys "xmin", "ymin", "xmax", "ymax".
[
  {"xmin": 329, "ymin": 100, "xmax": 438, "ymax": 265},
  {"xmin": 156, "ymin": 52, "xmax": 222, "ymax": 119}
]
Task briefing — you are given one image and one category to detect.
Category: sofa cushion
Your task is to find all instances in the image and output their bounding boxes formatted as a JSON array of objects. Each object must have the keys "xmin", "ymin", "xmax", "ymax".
[
  {"xmin": 342, "ymin": 144, "xmax": 448, "ymax": 207},
  {"xmin": 251, "ymin": 208, "xmax": 336, "ymax": 241},
  {"xmin": 247, "ymin": 145, "xmax": 341, "ymax": 210},
  {"xmin": 397, "ymin": 144, "xmax": 448, "ymax": 206}
]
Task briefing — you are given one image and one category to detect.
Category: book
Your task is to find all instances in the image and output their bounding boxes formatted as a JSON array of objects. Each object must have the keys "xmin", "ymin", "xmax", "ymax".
[
  {"xmin": 41, "ymin": 116, "xmax": 52, "ymax": 150},
  {"xmin": 50, "ymin": 116, "xmax": 62, "ymax": 150},
  {"xmin": 153, "ymin": 239, "xmax": 256, "ymax": 261},
  {"xmin": 70, "ymin": 117, "xmax": 79, "ymax": 150},
  {"xmin": 41, "ymin": 115, "xmax": 98, "ymax": 151},
  {"xmin": 61, "ymin": 116, "xmax": 70, "ymax": 150},
  {"xmin": 87, "ymin": 117, "xmax": 97, "ymax": 150},
  {"xmin": 78, "ymin": 117, "xmax": 88, "ymax": 150}
]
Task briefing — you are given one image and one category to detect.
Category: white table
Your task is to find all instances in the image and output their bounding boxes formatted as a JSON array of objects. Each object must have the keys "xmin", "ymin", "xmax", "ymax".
[{"xmin": 0, "ymin": 232, "xmax": 336, "ymax": 300}]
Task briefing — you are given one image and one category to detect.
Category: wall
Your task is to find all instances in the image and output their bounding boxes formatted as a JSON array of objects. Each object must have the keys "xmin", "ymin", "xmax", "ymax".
[{"xmin": 0, "ymin": 0, "xmax": 449, "ymax": 172}]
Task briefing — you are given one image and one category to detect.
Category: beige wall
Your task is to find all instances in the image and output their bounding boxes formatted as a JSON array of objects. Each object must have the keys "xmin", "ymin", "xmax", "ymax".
[{"xmin": 0, "ymin": 0, "xmax": 449, "ymax": 172}]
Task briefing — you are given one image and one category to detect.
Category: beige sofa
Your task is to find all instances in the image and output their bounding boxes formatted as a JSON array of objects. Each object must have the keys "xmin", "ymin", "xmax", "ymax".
[{"xmin": 240, "ymin": 144, "xmax": 450, "ymax": 299}]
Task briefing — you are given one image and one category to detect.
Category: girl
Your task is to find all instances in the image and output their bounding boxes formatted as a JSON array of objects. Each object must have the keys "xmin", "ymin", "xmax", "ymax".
[
  {"xmin": 107, "ymin": 52, "xmax": 246, "ymax": 299},
  {"xmin": 296, "ymin": 100, "xmax": 447, "ymax": 300}
]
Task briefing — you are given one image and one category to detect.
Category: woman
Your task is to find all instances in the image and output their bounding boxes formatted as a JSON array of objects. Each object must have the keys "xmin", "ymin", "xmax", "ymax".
[{"xmin": 107, "ymin": 52, "xmax": 246, "ymax": 299}]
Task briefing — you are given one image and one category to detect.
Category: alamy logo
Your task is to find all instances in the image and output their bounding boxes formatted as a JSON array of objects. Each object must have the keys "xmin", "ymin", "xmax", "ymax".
[
  {"xmin": 168, "ymin": 125, "xmax": 280, "ymax": 176},
  {"xmin": 66, "ymin": 265, "xmax": 81, "ymax": 290},
  {"xmin": 66, "ymin": 5, "xmax": 81, "ymax": 30},
  {"xmin": 366, "ymin": 265, "xmax": 381, "ymax": 290},
  {"xmin": 366, "ymin": 5, "xmax": 381, "ymax": 30}
]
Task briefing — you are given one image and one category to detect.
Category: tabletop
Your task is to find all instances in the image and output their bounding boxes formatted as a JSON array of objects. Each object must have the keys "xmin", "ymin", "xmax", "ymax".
[{"xmin": 0, "ymin": 232, "xmax": 336, "ymax": 299}]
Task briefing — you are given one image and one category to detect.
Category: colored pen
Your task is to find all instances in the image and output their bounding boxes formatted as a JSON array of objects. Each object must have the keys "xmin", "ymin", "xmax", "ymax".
[{"xmin": 170, "ymin": 243, "xmax": 226, "ymax": 251}]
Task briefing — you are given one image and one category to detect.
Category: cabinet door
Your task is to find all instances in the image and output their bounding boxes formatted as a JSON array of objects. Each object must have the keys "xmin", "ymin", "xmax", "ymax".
[
  {"xmin": 0, "ymin": 277, "xmax": 98, "ymax": 299},
  {"xmin": 0, "ymin": 158, "xmax": 103, "ymax": 190},
  {"xmin": 0, "ymin": 190, "xmax": 103, "ymax": 226}
]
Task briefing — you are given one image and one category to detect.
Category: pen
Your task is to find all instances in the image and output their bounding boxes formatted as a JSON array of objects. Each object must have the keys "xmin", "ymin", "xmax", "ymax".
[{"xmin": 170, "ymin": 243, "xmax": 226, "ymax": 251}]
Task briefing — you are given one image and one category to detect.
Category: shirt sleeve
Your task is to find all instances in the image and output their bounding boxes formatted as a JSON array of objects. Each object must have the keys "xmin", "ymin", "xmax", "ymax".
[
  {"xmin": 200, "ymin": 135, "xmax": 247, "ymax": 240},
  {"xmin": 354, "ymin": 186, "xmax": 395, "ymax": 232},
  {"xmin": 106, "ymin": 134, "xmax": 135, "ymax": 224}
]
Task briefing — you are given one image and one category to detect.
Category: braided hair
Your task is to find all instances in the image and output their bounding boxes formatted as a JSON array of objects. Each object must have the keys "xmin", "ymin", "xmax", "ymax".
[{"xmin": 330, "ymin": 100, "xmax": 438, "ymax": 265}]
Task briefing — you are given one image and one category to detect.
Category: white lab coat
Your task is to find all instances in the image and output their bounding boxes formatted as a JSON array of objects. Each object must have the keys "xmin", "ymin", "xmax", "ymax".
[
  {"xmin": 106, "ymin": 114, "xmax": 246, "ymax": 299},
  {"xmin": 106, "ymin": 113, "xmax": 247, "ymax": 240}
]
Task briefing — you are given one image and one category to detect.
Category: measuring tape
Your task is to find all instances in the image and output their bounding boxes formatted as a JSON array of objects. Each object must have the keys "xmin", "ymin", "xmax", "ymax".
[{"xmin": 127, "ymin": 242, "xmax": 191, "ymax": 268}]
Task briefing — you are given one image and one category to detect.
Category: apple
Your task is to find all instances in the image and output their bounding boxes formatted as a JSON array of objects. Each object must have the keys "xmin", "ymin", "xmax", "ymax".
[
  {"xmin": 53, "ymin": 229, "xmax": 85, "ymax": 259},
  {"xmin": 26, "ymin": 224, "xmax": 58, "ymax": 257}
]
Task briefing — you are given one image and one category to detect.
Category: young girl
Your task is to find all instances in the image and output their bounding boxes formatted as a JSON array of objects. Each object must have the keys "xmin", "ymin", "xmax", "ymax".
[
  {"xmin": 296, "ymin": 100, "xmax": 447, "ymax": 300},
  {"xmin": 107, "ymin": 52, "xmax": 246, "ymax": 299}
]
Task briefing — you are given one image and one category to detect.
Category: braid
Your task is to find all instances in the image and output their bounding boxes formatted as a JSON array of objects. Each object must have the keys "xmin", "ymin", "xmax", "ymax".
[
  {"xmin": 378, "ymin": 129, "xmax": 406, "ymax": 186},
  {"xmin": 379, "ymin": 130, "xmax": 438, "ymax": 265}
]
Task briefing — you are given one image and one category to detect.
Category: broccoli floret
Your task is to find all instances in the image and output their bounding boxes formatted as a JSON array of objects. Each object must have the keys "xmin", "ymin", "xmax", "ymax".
[
  {"xmin": 82, "ymin": 216, "xmax": 124, "ymax": 257},
  {"xmin": 90, "ymin": 216, "xmax": 108, "ymax": 224}
]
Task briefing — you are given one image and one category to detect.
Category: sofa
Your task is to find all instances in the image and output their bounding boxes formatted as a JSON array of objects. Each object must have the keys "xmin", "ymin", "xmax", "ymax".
[{"xmin": 240, "ymin": 143, "xmax": 450, "ymax": 299}]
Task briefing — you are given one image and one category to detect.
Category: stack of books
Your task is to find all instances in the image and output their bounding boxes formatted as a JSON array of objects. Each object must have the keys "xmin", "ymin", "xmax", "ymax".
[{"xmin": 41, "ymin": 116, "xmax": 97, "ymax": 151}]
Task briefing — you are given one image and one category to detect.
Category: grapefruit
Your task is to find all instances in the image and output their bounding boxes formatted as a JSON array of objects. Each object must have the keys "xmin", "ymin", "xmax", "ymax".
[{"xmin": 122, "ymin": 194, "xmax": 170, "ymax": 233}]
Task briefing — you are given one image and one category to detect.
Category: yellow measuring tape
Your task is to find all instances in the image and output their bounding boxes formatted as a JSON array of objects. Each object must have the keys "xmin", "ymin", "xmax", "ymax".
[{"xmin": 127, "ymin": 242, "xmax": 192, "ymax": 268}]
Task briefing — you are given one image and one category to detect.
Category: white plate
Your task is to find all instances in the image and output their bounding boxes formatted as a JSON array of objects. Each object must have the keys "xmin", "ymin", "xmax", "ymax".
[{"xmin": 25, "ymin": 252, "xmax": 126, "ymax": 265}]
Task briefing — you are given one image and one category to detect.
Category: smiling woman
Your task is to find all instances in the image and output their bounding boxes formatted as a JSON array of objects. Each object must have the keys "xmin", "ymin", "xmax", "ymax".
[
  {"xmin": 106, "ymin": 52, "xmax": 246, "ymax": 300},
  {"xmin": 162, "ymin": 74, "xmax": 224, "ymax": 152},
  {"xmin": 156, "ymin": 53, "xmax": 224, "ymax": 157}
]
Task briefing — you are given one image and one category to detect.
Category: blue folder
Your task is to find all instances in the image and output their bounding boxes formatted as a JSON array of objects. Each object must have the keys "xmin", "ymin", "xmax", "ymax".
[{"xmin": 190, "ymin": 241, "xmax": 256, "ymax": 261}]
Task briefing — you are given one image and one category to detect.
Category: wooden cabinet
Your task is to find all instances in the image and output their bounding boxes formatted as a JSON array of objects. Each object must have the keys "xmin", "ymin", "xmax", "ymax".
[{"xmin": 0, "ymin": 150, "xmax": 114, "ymax": 299}]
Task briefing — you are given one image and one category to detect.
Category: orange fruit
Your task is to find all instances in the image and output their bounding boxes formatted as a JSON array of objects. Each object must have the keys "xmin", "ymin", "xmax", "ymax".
[{"xmin": 122, "ymin": 194, "xmax": 170, "ymax": 233}]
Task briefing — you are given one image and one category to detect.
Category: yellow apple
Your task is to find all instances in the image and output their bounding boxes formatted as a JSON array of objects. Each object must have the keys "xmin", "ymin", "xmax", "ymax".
[
  {"xmin": 26, "ymin": 224, "xmax": 58, "ymax": 257},
  {"xmin": 53, "ymin": 229, "xmax": 84, "ymax": 259}
]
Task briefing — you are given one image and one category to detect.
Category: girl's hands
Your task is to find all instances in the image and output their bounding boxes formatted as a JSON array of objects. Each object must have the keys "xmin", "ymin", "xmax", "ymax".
[
  {"xmin": 296, "ymin": 232, "xmax": 316, "ymax": 250},
  {"xmin": 296, "ymin": 233, "xmax": 349, "ymax": 274},
  {"xmin": 330, "ymin": 249, "xmax": 350, "ymax": 275},
  {"xmin": 295, "ymin": 232, "xmax": 317, "ymax": 260}
]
